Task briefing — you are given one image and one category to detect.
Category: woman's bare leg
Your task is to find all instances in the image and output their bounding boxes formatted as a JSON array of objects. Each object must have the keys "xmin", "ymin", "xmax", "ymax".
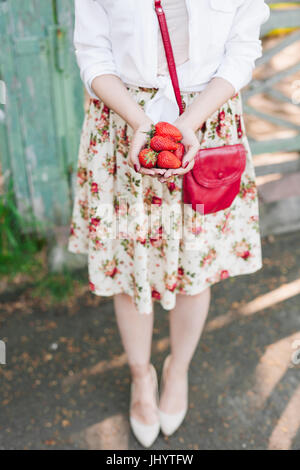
[
  {"xmin": 159, "ymin": 287, "xmax": 211, "ymax": 413},
  {"xmin": 113, "ymin": 293, "xmax": 158, "ymax": 424}
]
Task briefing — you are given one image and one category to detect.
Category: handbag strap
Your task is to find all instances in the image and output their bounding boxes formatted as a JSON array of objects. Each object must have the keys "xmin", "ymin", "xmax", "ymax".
[{"xmin": 154, "ymin": 0, "xmax": 185, "ymax": 115}]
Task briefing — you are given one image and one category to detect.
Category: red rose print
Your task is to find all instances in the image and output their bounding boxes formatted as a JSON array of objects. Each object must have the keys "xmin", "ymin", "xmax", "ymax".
[
  {"xmin": 105, "ymin": 267, "xmax": 117, "ymax": 277},
  {"xmin": 152, "ymin": 195, "xmax": 162, "ymax": 206},
  {"xmin": 91, "ymin": 217, "xmax": 100, "ymax": 226},
  {"xmin": 235, "ymin": 114, "xmax": 243, "ymax": 138},
  {"xmin": 220, "ymin": 270, "xmax": 229, "ymax": 280},
  {"xmin": 110, "ymin": 267, "xmax": 118, "ymax": 277},
  {"xmin": 77, "ymin": 168, "xmax": 87, "ymax": 186},
  {"xmin": 89, "ymin": 217, "xmax": 100, "ymax": 233},
  {"xmin": 167, "ymin": 182, "xmax": 176, "ymax": 193},
  {"xmin": 216, "ymin": 124, "xmax": 222, "ymax": 138},
  {"xmin": 201, "ymin": 122, "xmax": 207, "ymax": 133},
  {"xmin": 104, "ymin": 259, "xmax": 119, "ymax": 278},
  {"xmin": 152, "ymin": 289, "xmax": 161, "ymax": 300},
  {"xmin": 219, "ymin": 110, "xmax": 225, "ymax": 122},
  {"xmin": 92, "ymin": 99, "xmax": 101, "ymax": 108},
  {"xmin": 94, "ymin": 240, "xmax": 103, "ymax": 249},
  {"xmin": 90, "ymin": 138, "xmax": 97, "ymax": 147},
  {"xmin": 91, "ymin": 182, "xmax": 99, "ymax": 193},
  {"xmin": 167, "ymin": 283, "xmax": 177, "ymax": 292},
  {"xmin": 178, "ymin": 267, "xmax": 184, "ymax": 276},
  {"xmin": 89, "ymin": 281, "xmax": 95, "ymax": 291},
  {"xmin": 101, "ymin": 130, "xmax": 109, "ymax": 142},
  {"xmin": 150, "ymin": 237, "xmax": 162, "ymax": 247},
  {"xmin": 241, "ymin": 250, "xmax": 250, "ymax": 260}
]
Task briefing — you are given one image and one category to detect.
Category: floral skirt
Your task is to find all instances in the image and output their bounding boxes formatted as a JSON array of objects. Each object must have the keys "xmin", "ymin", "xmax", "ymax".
[{"xmin": 68, "ymin": 85, "xmax": 263, "ymax": 314}]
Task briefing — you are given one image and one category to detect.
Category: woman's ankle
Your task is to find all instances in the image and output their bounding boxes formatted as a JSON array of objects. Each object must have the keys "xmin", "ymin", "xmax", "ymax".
[
  {"xmin": 130, "ymin": 362, "xmax": 152, "ymax": 382},
  {"xmin": 167, "ymin": 357, "xmax": 189, "ymax": 380}
]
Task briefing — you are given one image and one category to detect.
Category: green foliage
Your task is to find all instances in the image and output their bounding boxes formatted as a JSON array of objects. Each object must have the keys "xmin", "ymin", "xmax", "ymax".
[
  {"xmin": 0, "ymin": 180, "xmax": 45, "ymax": 276},
  {"xmin": 0, "ymin": 181, "xmax": 87, "ymax": 303},
  {"xmin": 31, "ymin": 269, "xmax": 85, "ymax": 303}
]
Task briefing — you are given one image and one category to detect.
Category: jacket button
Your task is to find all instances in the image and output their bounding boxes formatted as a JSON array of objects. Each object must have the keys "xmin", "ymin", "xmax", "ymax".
[{"xmin": 218, "ymin": 171, "xmax": 223, "ymax": 179}]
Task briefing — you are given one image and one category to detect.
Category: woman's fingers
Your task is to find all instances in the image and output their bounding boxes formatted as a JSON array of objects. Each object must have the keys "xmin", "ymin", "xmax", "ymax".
[
  {"xmin": 181, "ymin": 141, "xmax": 200, "ymax": 169},
  {"xmin": 128, "ymin": 118, "xmax": 154, "ymax": 171},
  {"xmin": 159, "ymin": 168, "xmax": 176, "ymax": 180},
  {"xmin": 129, "ymin": 135, "xmax": 145, "ymax": 171},
  {"xmin": 138, "ymin": 168, "xmax": 156, "ymax": 176},
  {"xmin": 136, "ymin": 163, "xmax": 166, "ymax": 176},
  {"xmin": 171, "ymin": 158, "xmax": 195, "ymax": 176},
  {"xmin": 138, "ymin": 167, "xmax": 159, "ymax": 176},
  {"xmin": 152, "ymin": 168, "xmax": 167, "ymax": 176}
]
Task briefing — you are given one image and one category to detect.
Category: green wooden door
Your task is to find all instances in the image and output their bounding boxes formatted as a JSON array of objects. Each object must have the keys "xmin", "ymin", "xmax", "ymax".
[{"xmin": 0, "ymin": 0, "xmax": 84, "ymax": 227}]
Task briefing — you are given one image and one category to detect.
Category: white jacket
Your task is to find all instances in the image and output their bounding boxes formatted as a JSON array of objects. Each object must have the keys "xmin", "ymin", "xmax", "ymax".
[{"xmin": 74, "ymin": 0, "xmax": 270, "ymax": 122}]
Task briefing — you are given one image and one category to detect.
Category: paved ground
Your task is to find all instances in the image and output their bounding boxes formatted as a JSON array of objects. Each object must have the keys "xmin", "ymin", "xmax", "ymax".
[{"xmin": 0, "ymin": 230, "xmax": 300, "ymax": 450}]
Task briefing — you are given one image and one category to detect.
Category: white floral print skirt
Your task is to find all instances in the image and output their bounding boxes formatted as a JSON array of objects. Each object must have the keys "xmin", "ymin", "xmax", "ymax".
[{"xmin": 68, "ymin": 85, "xmax": 263, "ymax": 314}]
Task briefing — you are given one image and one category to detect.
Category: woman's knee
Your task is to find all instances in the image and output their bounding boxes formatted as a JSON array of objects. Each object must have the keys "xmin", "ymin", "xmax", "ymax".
[
  {"xmin": 178, "ymin": 286, "xmax": 211, "ymax": 300},
  {"xmin": 114, "ymin": 293, "xmax": 154, "ymax": 315},
  {"xmin": 175, "ymin": 286, "xmax": 211, "ymax": 309}
]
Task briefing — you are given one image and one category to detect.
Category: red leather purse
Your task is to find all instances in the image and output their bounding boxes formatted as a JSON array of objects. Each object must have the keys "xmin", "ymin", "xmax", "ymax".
[{"xmin": 154, "ymin": 0, "xmax": 247, "ymax": 215}]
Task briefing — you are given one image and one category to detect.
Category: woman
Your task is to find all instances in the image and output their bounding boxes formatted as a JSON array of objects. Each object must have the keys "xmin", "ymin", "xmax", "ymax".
[{"xmin": 68, "ymin": 0, "xmax": 270, "ymax": 448}]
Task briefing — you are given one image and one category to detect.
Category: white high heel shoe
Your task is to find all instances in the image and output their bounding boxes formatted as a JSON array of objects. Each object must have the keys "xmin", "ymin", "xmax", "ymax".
[
  {"xmin": 129, "ymin": 364, "xmax": 160, "ymax": 448},
  {"xmin": 158, "ymin": 355, "xmax": 188, "ymax": 437}
]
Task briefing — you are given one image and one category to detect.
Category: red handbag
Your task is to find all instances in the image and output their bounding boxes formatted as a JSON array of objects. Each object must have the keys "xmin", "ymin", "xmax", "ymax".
[{"xmin": 154, "ymin": 0, "xmax": 247, "ymax": 215}]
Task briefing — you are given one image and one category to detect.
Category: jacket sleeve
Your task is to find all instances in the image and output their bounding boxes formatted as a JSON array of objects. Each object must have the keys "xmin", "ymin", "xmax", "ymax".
[
  {"xmin": 211, "ymin": 0, "xmax": 270, "ymax": 93},
  {"xmin": 74, "ymin": 0, "xmax": 119, "ymax": 99}
]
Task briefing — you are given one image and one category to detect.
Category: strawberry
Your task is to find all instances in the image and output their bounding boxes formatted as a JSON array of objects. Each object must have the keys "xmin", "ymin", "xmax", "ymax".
[
  {"xmin": 150, "ymin": 135, "xmax": 178, "ymax": 152},
  {"xmin": 173, "ymin": 142, "xmax": 185, "ymax": 161},
  {"xmin": 157, "ymin": 151, "xmax": 181, "ymax": 169},
  {"xmin": 139, "ymin": 148, "xmax": 158, "ymax": 168},
  {"xmin": 155, "ymin": 122, "xmax": 182, "ymax": 142}
]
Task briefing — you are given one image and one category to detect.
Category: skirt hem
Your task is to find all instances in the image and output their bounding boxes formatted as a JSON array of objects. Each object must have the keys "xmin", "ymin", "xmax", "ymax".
[{"xmin": 88, "ymin": 260, "xmax": 263, "ymax": 312}]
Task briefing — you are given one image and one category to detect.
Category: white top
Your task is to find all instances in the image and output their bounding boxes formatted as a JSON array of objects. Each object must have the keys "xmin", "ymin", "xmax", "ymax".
[
  {"xmin": 157, "ymin": 0, "xmax": 190, "ymax": 76},
  {"xmin": 74, "ymin": 0, "xmax": 270, "ymax": 123}
]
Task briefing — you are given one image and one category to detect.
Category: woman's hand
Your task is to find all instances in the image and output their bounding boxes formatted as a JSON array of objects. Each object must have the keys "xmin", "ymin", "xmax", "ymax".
[
  {"xmin": 158, "ymin": 119, "xmax": 201, "ymax": 183},
  {"xmin": 128, "ymin": 118, "xmax": 167, "ymax": 178}
]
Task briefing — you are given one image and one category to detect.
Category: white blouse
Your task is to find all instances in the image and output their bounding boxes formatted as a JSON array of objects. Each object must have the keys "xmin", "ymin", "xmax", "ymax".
[
  {"xmin": 74, "ymin": 0, "xmax": 270, "ymax": 123},
  {"xmin": 157, "ymin": 0, "xmax": 190, "ymax": 76}
]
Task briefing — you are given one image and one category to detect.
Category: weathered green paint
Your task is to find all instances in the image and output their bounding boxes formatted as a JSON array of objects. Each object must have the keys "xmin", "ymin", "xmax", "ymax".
[{"xmin": 0, "ymin": 0, "xmax": 84, "ymax": 226}]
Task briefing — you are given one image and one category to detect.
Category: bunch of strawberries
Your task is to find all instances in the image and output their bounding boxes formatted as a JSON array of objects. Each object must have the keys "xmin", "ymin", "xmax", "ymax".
[{"xmin": 139, "ymin": 121, "xmax": 185, "ymax": 169}]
